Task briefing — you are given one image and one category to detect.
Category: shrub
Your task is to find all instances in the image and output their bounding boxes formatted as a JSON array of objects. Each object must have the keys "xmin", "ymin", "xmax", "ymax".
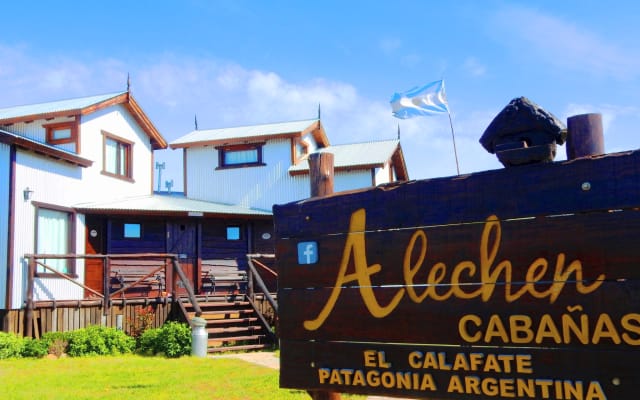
[
  {"xmin": 137, "ymin": 321, "xmax": 191, "ymax": 358},
  {"xmin": 41, "ymin": 331, "xmax": 71, "ymax": 356},
  {"xmin": 137, "ymin": 327, "xmax": 160, "ymax": 356},
  {"xmin": 66, "ymin": 326, "xmax": 135, "ymax": 357},
  {"xmin": 21, "ymin": 338, "xmax": 49, "ymax": 358},
  {"xmin": 0, "ymin": 332, "xmax": 24, "ymax": 359}
]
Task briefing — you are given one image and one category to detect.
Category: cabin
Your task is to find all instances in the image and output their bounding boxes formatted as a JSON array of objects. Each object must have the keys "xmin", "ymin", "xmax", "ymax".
[
  {"xmin": 1, "ymin": 95, "xmax": 409, "ymax": 352},
  {"xmin": 0, "ymin": 91, "xmax": 166, "ymax": 310},
  {"xmin": 170, "ymin": 119, "xmax": 408, "ymax": 210}
]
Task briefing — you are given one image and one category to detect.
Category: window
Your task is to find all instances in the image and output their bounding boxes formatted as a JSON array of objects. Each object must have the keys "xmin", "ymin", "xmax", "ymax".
[
  {"xmin": 124, "ymin": 223, "xmax": 141, "ymax": 238},
  {"xmin": 226, "ymin": 226, "xmax": 241, "ymax": 240},
  {"xmin": 293, "ymin": 137, "xmax": 309, "ymax": 164},
  {"xmin": 217, "ymin": 143, "xmax": 264, "ymax": 169},
  {"xmin": 35, "ymin": 205, "xmax": 74, "ymax": 275},
  {"xmin": 44, "ymin": 121, "xmax": 79, "ymax": 150},
  {"xmin": 102, "ymin": 131, "xmax": 133, "ymax": 180}
]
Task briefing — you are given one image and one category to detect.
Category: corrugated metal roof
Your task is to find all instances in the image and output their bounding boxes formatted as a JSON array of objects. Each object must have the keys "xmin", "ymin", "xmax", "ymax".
[
  {"xmin": 74, "ymin": 194, "xmax": 272, "ymax": 216},
  {"xmin": 0, "ymin": 92, "xmax": 126, "ymax": 121},
  {"xmin": 170, "ymin": 118, "xmax": 318, "ymax": 147},
  {"xmin": 289, "ymin": 139, "xmax": 400, "ymax": 172}
]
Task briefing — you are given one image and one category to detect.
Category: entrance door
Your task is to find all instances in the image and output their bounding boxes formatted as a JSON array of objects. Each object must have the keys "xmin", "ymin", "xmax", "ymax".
[
  {"xmin": 167, "ymin": 221, "xmax": 197, "ymax": 295},
  {"xmin": 84, "ymin": 216, "xmax": 105, "ymax": 298}
]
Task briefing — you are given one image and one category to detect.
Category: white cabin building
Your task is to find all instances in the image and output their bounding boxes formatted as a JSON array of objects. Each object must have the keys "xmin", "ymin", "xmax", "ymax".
[
  {"xmin": 170, "ymin": 119, "xmax": 408, "ymax": 210},
  {"xmin": 0, "ymin": 92, "xmax": 167, "ymax": 309}
]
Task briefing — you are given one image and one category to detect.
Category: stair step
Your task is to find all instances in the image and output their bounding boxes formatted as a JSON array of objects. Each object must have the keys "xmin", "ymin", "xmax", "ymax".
[
  {"xmin": 205, "ymin": 317, "xmax": 259, "ymax": 325},
  {"xmin": 208, "ymin": 325, "xmax": 262, "ymax": 334},
  {"xmin": 208, "ymin": 334, "xmax": 266, "ymax": 344},
  {"xmin": 194, "ymin": 309, "xmax": 255, "ymax": 317},
  {"xmin": 184, "ymin": 301, "xmax": 250, "ymax": 308},
  {"xmin": 207, "ymin": 343, "xmax": 272, "ymax": 353}
]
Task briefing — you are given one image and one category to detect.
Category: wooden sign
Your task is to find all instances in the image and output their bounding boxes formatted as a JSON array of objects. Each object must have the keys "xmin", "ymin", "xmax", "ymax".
[{"xmin": 274, "ymin": 150, "xmax": 640, "ymax": 399}]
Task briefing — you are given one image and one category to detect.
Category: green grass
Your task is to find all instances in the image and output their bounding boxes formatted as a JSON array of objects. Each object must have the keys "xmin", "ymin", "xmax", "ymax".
[{"xmin": 0, "ymin": 355, "xmax": 338, "ymax": 400}]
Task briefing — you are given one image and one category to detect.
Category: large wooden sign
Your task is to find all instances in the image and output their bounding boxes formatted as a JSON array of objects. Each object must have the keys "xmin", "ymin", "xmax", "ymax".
[{"xmin": 274, "ymin": 150, "xmax": 640, "ymax": 399}]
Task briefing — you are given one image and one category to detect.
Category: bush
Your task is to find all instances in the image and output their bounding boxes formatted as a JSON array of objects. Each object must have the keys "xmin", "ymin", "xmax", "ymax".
[
  {"xmin": 41, "ymin": 331, "xmax": 71, "ymax": 356},
  {"xmin": 0, "ymin": 332, "xmax": 24, "ymax": 359},
  {"xmin": 137, "ymin": 327, "xmax": 160, "ymax": 356},
  {"xmin": 21, "ymin": 338, "xmax": 49, "ymax": 358},
  {"xmin": 66, "ymin": 326, "xmax": 135, "ymax": 357},
  {"xmin": 137, "ymin": 321, "xmax": 191, "ymax": 358},
  {"xmin": 157, "ymin": 322, "xmax": 191, "ymax": 358}
]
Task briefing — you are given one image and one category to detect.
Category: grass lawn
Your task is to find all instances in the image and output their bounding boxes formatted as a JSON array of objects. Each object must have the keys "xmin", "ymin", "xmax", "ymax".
[{"xmin": 0, "ymin": 354, "xmax": 356, "ymax": 400}]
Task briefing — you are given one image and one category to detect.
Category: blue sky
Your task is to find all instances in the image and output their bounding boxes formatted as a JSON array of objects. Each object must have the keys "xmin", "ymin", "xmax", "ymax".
[{"xmin": 2, "ymin": 1, "xmax": 640, "ymax": 191}]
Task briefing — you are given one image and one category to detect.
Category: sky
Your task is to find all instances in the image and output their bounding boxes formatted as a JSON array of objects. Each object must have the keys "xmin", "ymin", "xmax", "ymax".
[{"xmin": 2, "ymin": 0, "xmax": 640, "ymax": 192}]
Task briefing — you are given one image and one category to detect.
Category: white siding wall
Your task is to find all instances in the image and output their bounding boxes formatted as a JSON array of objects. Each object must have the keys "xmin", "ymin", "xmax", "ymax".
[
  {"xmin": 186, "ymin": 137, "xmax": 389, "ymax": 210},
  {"xmin": 0, "ymin": 143, "xmax": 10, "ymax": 308},
  {"xmin": 187, "ymin": 138, "xmax": 310, "ymax": 210},
  {"xmin": 8, "ymin": 104, "xmax": 155, "ymax": 307},
  {"xmin": 9, "ymin": 117, "xmax": 77, "ymax": 153},
  {"xmin": 334, "ymin": 170, "xmax": 374, "ymax": 193},
  {"xmin": 374, "ymin": 163, "xmax": 392, "ymax": 185},
  {"xmin": 78, "ymin": 105, "xmax": 154, "ymax": 201}
]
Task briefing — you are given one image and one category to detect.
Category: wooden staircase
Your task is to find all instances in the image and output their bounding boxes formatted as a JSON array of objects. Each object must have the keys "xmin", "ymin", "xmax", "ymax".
[{"xmin": 180, "ymin": 296, "xmax": 275, "ymax": 353}]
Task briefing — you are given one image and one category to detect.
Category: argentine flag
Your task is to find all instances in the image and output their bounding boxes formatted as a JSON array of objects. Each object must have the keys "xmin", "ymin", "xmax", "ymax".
[{"xmin": 390, "ymin": 80, "xmax": 449, "ymax": 119}]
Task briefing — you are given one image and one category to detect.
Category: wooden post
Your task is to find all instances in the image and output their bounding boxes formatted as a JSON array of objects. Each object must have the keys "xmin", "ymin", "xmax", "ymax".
[
  {"xmin": 102, "ymin": 256, "xmax": 110, "ymax": 316},
  {"xmin": 309, "ymin": 153, "xmax": 334, "ymax": 198},
  {"xmin": 566, "ymin": 113, "xmax": 604, "ymax": 160},
  {"xmin": 24, "ymin": 256, "xmax": 36, "ymax": 337},
  {"xmin": 307, "ymin": 152, "xmax": 339, "ymax": 400}
]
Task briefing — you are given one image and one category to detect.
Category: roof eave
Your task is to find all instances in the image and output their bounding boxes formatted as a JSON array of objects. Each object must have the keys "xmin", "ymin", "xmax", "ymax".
[
  {"xmin": 0, "ymin": 92, "xmax": 168, "ymax": 150},
  {"xmin": 125, "ymin": 94, "xmax": 167, "ymax": 149},
  {"xmin": 170, "ymin": 131, "xmax": 303, "ymax": 149},
  {"xmin": 392, "ymin": 144, "xmax": 409, "ymax": 181},
  {"xmin": 0, "ymin": 130, "xmax": 93, "ymax": 167}
]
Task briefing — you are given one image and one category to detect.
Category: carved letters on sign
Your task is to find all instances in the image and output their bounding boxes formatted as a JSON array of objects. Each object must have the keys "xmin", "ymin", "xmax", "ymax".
[{"xmin": 304, "ymin": 208, "xmax": 606, "ymax": 332}]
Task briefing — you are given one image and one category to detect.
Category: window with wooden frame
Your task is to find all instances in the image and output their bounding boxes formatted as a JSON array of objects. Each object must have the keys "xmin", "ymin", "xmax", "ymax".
[
  {"xmin": 102, "ymin": 131, "xmax": 133, "ymax": 180},
  {"xmin": 44, "ymin": 121, "xmax": 79, "ymax": 150},
  {"xmin": 292, "ymin": 137, "xmax": 309, "ymax": 164},
  {"xmin": 216, "ymin": 143, "xmax": 265, "ymax": 169},
  {"xmin": 34, "ymin": 203, "xmax": 76, "ymax": 276}
]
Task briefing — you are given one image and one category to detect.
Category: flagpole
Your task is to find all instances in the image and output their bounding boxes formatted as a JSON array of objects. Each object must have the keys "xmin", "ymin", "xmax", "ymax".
[{"xmin": 447, "ymin": 109, "xmax": 460, "ymax": 175}]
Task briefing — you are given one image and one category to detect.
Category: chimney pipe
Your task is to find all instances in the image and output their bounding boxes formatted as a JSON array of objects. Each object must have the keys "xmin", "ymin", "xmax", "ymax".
[{"xmin": 566, "ymin": 113, "xmax": 604, "ymax": 160}]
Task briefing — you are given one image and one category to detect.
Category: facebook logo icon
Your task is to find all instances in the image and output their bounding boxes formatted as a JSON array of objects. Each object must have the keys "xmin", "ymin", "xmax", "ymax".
[{"xmin": 297, "ymin": 241, "xmax": 318, "ymax": 265}]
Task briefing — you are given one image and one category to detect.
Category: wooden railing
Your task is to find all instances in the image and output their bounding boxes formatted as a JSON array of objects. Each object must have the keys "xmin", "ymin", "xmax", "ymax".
[
  {"xmin": 246, "ymin": 253, "xmax": 278, "ymax": 343},
  {"xmin": 23, "ymin": 253, "xmax": 201, "ymax": 337}
]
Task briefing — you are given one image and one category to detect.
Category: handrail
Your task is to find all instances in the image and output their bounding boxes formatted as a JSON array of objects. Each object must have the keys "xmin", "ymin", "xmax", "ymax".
[
  {"xmin": 246, "ymin": 254, "xmax": 277, "ymax": 314},
  {"xmin": 32, "ymin": 259, "xmax": 104, "ymax": 298},
  {"xmin": 249, "ymin": 257, "xmax": 278, "ymax": 277},
  {"xmin": 22, "ymin": 253, "xmax": 201, "ymax": 336},
  {"xmin": 171, "ymin": 257, "xmax": 202, "ymax": 317}
]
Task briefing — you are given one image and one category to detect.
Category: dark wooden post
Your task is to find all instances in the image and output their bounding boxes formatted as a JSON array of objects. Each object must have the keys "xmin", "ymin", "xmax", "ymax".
[
  {"xmin": 309, "ymin": 153, "xmax": 334, "ymax": 197},
  {"xmin": 102, "ymin": 256, "xmax": 110, "ymax": 316},
  {"xmin": 307, "ymin": 152, "xmax": 339, "ymax": 400},
  {"xmin": 566, "ymin": 113, "xmax": 604, "ymax": 160},
  {"xmin": 24, "ymin": 256, "xmax": 36, "ymax": 337}
]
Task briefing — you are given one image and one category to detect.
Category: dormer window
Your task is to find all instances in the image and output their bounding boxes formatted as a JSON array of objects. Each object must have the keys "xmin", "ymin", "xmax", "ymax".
[
  {"xmin": 217, "ymin": 143, "xmax": 265, "ymax": 169},
  {"xmin": 44, "ymin": 121, "xmax": 79, "ymax": 152},
  {"xmin": 293, "ymin": 137, "xmax": 309, "ymax": 164}
]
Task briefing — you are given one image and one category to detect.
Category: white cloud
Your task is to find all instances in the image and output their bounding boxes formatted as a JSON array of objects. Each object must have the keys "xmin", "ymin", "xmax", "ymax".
[
  {"xmin": 491, "ymin": 5, "xmax": 640, "ymax": 80},
  {"xmin": 0, "ymin": 42, "xmax": 509, "ymax": 186}
]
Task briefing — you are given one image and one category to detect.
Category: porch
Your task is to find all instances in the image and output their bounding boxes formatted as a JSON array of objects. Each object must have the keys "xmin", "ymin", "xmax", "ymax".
[{"xmin": 1, "ymin": 253, "xmax": 278, "ymax": 353}]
